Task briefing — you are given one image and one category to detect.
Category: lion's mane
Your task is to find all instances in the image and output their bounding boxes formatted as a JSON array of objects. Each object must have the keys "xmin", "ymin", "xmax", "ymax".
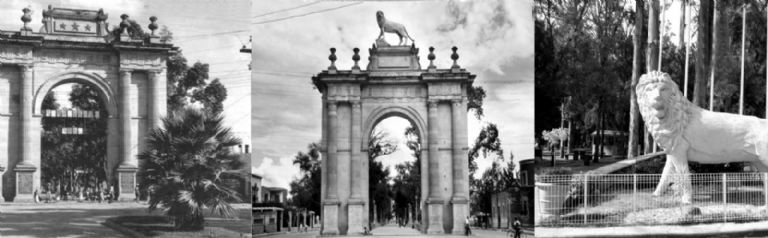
[{"xmin": 636, "ymin": 71, "xmax": 696, "ymax": 151}]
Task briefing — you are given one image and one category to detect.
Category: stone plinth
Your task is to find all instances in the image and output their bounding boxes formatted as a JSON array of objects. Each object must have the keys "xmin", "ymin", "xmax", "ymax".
[
  {"xmin": 116, "ymin": 166, "xmax": 137, "ymax": 201},
  {"xmin": 13, "ymin": 164, "xmax": 36, "ymax": 202},
  {"xmin": 426, "ymin": 200, "xmax": 444, "ymax": 234},
  {"xmin": 366, "ymin": 45, "xmax": 420, "ymax": 71},
  {"xmin": 451, "ymin": 198, "xmax": 469, "ymax": 235},
  {"xmin": 322, "ymin": 201, "xmax": 341, "ymax": 235},
  {"xmin": 347, "ymin": 200, "xmax": 365, "ymax": 235}
]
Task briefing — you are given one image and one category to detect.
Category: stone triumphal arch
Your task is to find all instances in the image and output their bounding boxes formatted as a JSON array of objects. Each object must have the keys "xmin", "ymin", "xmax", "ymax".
[
  {"xmin": 0, "ymin": 6, "xmax": 174, "ymax": 202},
  {"xmin": 313, "ymin": 43, "xmax": 475, "ymax": 235}
]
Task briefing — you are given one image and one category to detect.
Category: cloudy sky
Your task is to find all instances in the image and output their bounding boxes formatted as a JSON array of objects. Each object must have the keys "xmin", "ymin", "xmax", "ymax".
[
  {"xmin": 0, "ymin": 0, "xmax": 252, "ymax": 143},
  {"xmin": 252, "ymin": 0, "xmax": 534, "ymax": 191}
]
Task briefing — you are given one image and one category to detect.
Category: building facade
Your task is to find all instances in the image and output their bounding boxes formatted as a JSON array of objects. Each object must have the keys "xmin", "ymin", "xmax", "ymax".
[{"xmin": 0, "ymin": 6, "xmax": 174, "ymax": 202}]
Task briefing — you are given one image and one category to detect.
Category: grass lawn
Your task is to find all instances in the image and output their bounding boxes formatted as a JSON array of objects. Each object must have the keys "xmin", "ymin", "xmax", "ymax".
[{"xmin": 111, "ymin": 203, "xmax": 251, "ymax": 237}]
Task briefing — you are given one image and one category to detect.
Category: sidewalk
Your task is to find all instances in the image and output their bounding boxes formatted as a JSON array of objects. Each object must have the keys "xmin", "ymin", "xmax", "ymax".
[{"xmin": 537, "ymin": 220, "xmax": 768, "ymax": 237}]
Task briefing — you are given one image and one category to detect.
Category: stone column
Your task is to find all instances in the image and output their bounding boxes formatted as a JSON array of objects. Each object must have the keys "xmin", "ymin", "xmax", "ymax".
[
  {"xmin": 147, "ymin": 70, "xmax": 162, "ymax": 128},
  {"xmin": 426, "ymin": 100, "xmax": 444, "ymax": 234},
  {"xmin": 320, "ymin": 98, "xmax": 327, "ymax": 231},
  {"xmin": 322, "ymin": 101, "xmax": 340, "ymax": 235},
  {"xmin": 451, "ymin": 99, "xmax": 469, "ymax": 234},
  {"xmin": 348, "ymin": 100, "xmax": 364, "ymax": 234},
  {"xmin": 14, "ymin": 64, "xmax": 36, "ymax": 201},
  {"xmin": 117, "ymin": 69, "xmax": 137, "ymax": 201}
]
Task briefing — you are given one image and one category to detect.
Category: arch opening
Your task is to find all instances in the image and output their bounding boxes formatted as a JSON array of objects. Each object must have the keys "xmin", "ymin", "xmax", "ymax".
[
  {"xmin": 367, "ymin": 115, "xmax": 422, "ymax": 229},
  {"xmin": 39, "ymin": 81, "xmax": 110, "ymax": 201}
]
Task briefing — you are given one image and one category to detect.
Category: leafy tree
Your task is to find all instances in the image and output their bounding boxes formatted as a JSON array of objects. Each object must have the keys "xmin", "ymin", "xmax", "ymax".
[
  {"xmin": 139, "ymin": 108, "xmax": 243, "ymax": 230},
  {"xmin": 166, "ymin": 54, "xmax": 228, "ymax": 115},
  {"xmin": 469, "ymin": 123, "xmax": 502, "ymax": 176},
  {"xmin": 289, "ymin": 143, "xmax": 322, "ymax": 215},
  {"xmin": 467, "ymin": 86, "xmax": 487, "ymax": 119}
]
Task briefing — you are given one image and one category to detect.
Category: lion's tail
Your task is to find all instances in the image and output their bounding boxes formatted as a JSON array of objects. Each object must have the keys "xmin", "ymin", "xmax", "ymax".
[{"xmin": 404, "ymin": 28, "xmax": 414, "ymax": 42}]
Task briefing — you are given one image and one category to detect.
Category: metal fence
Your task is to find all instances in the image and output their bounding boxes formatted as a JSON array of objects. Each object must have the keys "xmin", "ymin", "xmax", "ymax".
[{"xmin": 536, "ymin": 173, "xmax": 768, "ymax": 227}]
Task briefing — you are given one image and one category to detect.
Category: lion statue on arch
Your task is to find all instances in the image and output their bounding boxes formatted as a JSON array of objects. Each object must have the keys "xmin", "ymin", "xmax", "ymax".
[
  {"xmin": 637, "ymin": 71, "xmax": 768, "ymax": 204},
  {"xmin": 376, "ymin": 10, "xmax": 414, "ymax": 46}
]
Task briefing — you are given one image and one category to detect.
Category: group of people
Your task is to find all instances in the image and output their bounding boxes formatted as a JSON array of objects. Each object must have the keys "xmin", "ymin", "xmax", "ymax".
[
  {"xmin": 33, "ymin": 182, "xmax": 116, "ymax": 203},
  {"xmin": 464, "ymin": 216, "xmax": 524, "ymax": 238}
]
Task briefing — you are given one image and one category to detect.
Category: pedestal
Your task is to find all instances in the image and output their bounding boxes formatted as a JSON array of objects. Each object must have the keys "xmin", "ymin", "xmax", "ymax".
[
  {"xmin": 322, "ymin": 201, "xmax": 340, "ymax": 235},
  {"xmin": 347, "ymin": 200, "xmax": 365, "ymax": 234},
  {"xmin": 426, "ymin": 200, "xmax": 444, "ymax": 234},
  {"xmin": 116, "ymin": 166, "xmax": 137, "ymax": 201},
  {"xmin": 451, "ymin": 198, "xmax": 469, "ymax": 235},
  {"xmin": 14, "ymin": 164, "xmax": 36, "ymax": 202}
]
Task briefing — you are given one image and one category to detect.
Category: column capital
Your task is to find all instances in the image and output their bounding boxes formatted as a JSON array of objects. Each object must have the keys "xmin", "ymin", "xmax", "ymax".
[
  {"xmin": 327, "ymin": 101, "xmax": 338, "ymax": 111},
  {"xmin": 427, "ymin": 100, "xmax": 439, "ymax": 108},
  {"xmin": 147, "ymin": 69, "xmax": 162, "ymax": 75},
  {"xmin": 351, "ymin": 100, "xmax": 362, "ymax": 109},
  {"xmin": 119, "ymin": 69, "xmax": 133, "ymax": 77},
  {"xmin": 451, "ymin": 98, "xmax": 462, "ymax": 105}
]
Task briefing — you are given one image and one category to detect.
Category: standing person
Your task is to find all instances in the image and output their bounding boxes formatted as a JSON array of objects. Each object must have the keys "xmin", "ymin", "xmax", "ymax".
[
  {"xmin": 465, "ymin": 216, "xmax": 471, "ymax": 236},
  {"xmin": 513, "ymin": 217, "xmax": 522, "ymax": 238}
]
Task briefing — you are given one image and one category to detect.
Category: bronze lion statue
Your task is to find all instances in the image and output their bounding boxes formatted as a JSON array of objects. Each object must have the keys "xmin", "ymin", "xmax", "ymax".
[{"xmin": 637, "ymin": 71, "xmax": 768, "ymax": 205}]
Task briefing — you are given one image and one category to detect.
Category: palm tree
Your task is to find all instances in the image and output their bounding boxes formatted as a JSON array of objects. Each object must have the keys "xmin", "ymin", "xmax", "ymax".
[{"xmin": 139, "ymin": 108, "xmax": 243, "ymax": 230}]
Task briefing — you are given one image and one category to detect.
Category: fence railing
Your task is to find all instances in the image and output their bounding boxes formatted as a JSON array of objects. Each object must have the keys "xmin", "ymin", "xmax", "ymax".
[{"xmin": 535, "ymin": 173, "xmax": 768, "ymax": 227}]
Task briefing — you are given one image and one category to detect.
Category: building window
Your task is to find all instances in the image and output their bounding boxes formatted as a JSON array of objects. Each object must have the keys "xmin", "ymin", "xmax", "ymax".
[
  {"xmin": 521, "ymin": 200, "xmax": 528, "ymax": 216},
  {"xmin": 521, "ymin": 170, "xmax": 528, "ymax": 186}
]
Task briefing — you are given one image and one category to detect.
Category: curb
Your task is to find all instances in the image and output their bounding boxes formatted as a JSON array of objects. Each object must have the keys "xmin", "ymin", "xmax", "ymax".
[
  {"xmin": 537, "ymin": 220, "xmax": 768, "ymax": 238},
  {"xmin": 102, "ymin": 217, "xmax": 148, "ymax": 238}
]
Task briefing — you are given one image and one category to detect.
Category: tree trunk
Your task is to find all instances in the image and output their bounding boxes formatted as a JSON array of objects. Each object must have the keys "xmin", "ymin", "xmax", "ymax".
[
  {"xmin": 679, "ymin": 0, "xmax": 687, "ymax": 50},
  {"xmin": 628, "ymin": 0, "xmax": 645, "ymax": 160},
  {"xmin": 694, "ymin": 0, "xmax": 713, "ymax": 107},
  {"xmin": 644, "ymin": 0, "xmax": 660, "ymax": 154},
  {"xmin": 709, "ymin": 0, "xmax": 720, "ymax": 111},
  {"xmin": 598, "ymin": 111, "xmax": 605, "ymax": 162}
]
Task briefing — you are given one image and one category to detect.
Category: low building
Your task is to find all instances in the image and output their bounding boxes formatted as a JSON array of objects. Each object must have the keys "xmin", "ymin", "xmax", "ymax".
[
  {"xmin": 252, "ymin": 172, "xmax": 287, "ymax": 234},
  {"xmin": 491, "ymin": 158, "xmax": 535, "ymax": 229},
  {"xmin": 590, "ymin": 130, "xmax": 628, "ymax": 156}
]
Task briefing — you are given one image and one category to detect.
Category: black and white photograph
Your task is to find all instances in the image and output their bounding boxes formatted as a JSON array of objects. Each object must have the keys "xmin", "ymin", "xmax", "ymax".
[
  {"xmin": 0, "ymin": 0, "xmax": 251, "ymax": 237},
  {"xmin": 251, "ymin": 0, "xmax": 533, "ymax": 237},
  {"xmin": 536, "ymin": 0, "xmax": 768, "ymax": 237}
]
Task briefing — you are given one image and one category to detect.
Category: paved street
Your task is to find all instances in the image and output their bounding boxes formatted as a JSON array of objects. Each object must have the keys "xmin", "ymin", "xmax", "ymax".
[
  {"xmin": 0, "ymin": 201, "xmax": 251, "ymax": 238},
  {"xmin": 0, "ymin": 202, "xmax": 148, "ymax": 237},
  {"xmin": 257, "ymin": 224, "xmax": 521, "ymax": 237}
]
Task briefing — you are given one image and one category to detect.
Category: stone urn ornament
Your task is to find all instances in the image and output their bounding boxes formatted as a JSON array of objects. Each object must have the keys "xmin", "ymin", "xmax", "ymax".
[{"xmin": 376, "ymin": 10, "xmax": 414, "ymax": 46}]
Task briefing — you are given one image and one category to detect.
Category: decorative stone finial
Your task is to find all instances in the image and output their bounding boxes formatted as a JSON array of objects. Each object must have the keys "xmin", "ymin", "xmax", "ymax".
[
  {"xmin": 451, "ymin": 46, "xmax": 459, "ymax": 68},
  {"xmin": 328, "ymin": 48, "xmax": 337, "ymax": 70},
  {"xmin": 427, "ymin": 46, "xmax": 436, "ymax": 69},
  {"xmin": 96, "ymin": 8, "xmax": 108, "ymax": 22},
  {"xmin": 148, "ymin": 16, "xmax": 158, "ymax": 35},
  {"xmin": 120, "ymin": 14, "xmax": 130, "ymax": 36},
  {"xmin": 21, "ymin": 7, "xmax": 32, "ymax": 31},
  {"xmin": 352, "ymin": 48, "xmax": 361, "ymax": 70}
]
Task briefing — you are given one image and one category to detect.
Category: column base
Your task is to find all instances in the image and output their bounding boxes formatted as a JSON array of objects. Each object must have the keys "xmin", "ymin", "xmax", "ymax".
[
  {"xmin": 451, "ymin": 198, "xmax": 469, "ymax": 235},
  {"xmin": 321, "ymin": 200, "xmax": 340, "ymax": 235},
  {"xmin": 348, "ymin": 200, "xmax": 365, "ymax": 235},
  {"xmin": 116, "ymin": 166, "xmax": 137, "ymax": 201},
  {"xmin": 426, "ymin": 199, "xmax": 444, "ymax": 234},
  {"xmin": 14, "ymin": 164, "xmax": 36, "ymax": 202}
]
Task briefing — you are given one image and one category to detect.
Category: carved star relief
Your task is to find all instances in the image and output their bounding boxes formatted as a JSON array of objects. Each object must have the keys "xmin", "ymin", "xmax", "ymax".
[
  {"xmin": 71, "ymin": 22, "xmax": 79, "ymax": 31},
  {"xmin": 84, "ymin": 24, "xmax": 91, "ymax": 32},
  {"xmin": 59, "ymin": 23, "xmax": 66, "ymax": 30}
]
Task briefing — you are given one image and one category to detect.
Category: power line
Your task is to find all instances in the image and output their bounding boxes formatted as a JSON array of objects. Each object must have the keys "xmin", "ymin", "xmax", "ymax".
[
  {"xmin": 253, "ymin": 0, "xmax": 323, "ymax": 18},
  {"xmin": 252, "ymin": 2, "xmax": 363, "ymax": 25}
]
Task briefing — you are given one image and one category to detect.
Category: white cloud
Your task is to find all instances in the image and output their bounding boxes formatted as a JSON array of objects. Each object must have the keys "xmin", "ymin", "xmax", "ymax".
[{"xmin": 253, "ymin": 156, "xmax": 301, "ymax": 190}]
